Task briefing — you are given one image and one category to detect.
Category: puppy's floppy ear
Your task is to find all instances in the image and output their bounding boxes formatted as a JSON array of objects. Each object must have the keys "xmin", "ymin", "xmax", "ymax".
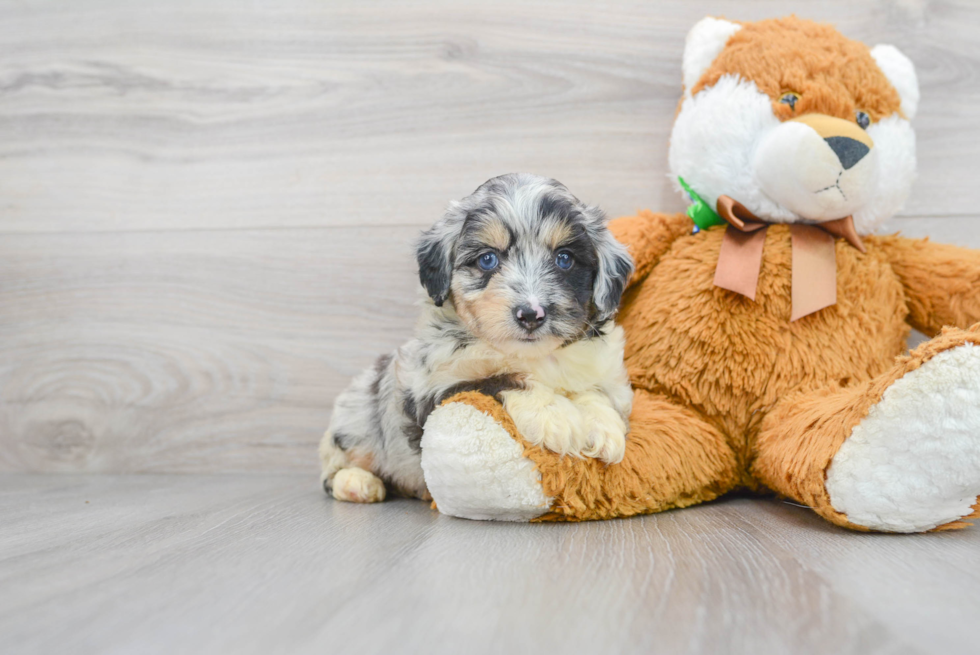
[
  {"xmin": 416, "ymin": 203, "xmax": 463, "ymax": 307},
  {"xmin": 587, "ymin": 206, "xmax": 634, "ymax": 324}
]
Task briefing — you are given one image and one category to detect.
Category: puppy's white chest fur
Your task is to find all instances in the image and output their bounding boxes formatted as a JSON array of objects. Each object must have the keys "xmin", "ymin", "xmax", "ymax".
[
  {"xmin": 510, "ymin": 325, "xmax": 631, "ymax": 395},
  {"xmin": 426, "ymin": 323, "xmax": 633, "ymax": 464}
]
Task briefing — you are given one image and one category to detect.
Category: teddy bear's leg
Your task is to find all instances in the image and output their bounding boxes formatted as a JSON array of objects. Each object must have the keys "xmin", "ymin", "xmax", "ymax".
[
  {"xmin": 420, "ymin": 391, "xmax": 553, "ymax": 521},
  {"xmin": 421, "ymin": 389, "xmax": 740, "ymax": 521},
  {"xmin": 752, "ymin": 324, "xmax": 980, "ymax": 533}
]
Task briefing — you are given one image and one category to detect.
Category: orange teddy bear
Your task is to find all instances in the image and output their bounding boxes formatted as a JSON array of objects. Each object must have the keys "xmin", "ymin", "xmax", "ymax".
[{"xmin": 420, "ymin": 16, "xmax": 980, "ymax": 533}]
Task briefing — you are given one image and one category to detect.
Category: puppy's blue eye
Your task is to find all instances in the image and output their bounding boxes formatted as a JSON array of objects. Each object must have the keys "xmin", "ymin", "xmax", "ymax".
[
  {"xmin": 555, "ymin": 251, "xmax": 573, "ymax": 270},
  {"xmin": 477, "ymin": 252, "xmax": 499, "ymax": 271}
]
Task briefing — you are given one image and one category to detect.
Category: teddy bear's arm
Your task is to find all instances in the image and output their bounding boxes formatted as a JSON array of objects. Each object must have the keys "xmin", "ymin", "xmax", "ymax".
[
  {"xmin": 876, "ymin": 235, "xmax": 980, "ymax": 336},
  {"xmin": 608, "ymin": 211, "xmax": 692, "ymax": 287},
  {"xmin": 421, "ymin": 388, "xmax": 740, "ymax": 522}
]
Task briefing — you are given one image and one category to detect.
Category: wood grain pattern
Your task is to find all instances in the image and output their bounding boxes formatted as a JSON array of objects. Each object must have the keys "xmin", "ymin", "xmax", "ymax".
[
  {"xmin": 2, "ymin": 1, "xmax": 980, "ymax": 473},
  {"xmin": 9, "ymin": 474, "xmax": 980, "ymax": 655},
  {"xmin": 3, "ymin": 5, "xmax": 980, "ymax": 651},
  {"xmin": 0, "ymin": 226, "xmax": 422, "ymax": 472},
  {"xmin": 0, "ymin": 0, "xmax": 979, "ymax": 234},
  {"xmin": 2, "ymin": 218, "xmax": 977, "ymax": 473}
]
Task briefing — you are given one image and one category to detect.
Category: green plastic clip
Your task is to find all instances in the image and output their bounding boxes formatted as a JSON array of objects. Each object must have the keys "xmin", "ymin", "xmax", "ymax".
[{"xmin": 678, "ymin": 177, "xmax": 725, "ymax": 230}]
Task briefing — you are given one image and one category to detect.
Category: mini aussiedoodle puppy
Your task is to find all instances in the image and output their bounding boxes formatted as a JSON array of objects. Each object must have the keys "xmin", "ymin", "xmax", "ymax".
[{"xmin": 319, "ymin": 173, "xmax": 635, "ymax": 503}]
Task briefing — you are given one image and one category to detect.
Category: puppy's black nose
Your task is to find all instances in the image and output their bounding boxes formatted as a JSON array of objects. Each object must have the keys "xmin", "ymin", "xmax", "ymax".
[
  {"xmin": 514, "ymin": 304, "xmax": 546, "ymax": 332},
  {"xmin": 825, "ymin": 136, "xmax": 870, "ymax": 170}
]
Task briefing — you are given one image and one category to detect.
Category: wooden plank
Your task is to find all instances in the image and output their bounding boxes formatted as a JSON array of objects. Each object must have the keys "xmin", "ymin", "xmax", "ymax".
[
  {"xmin": 0, "ymin": 226, "xmax": 423, "ymax": 473},
  {"xmin": 741, "ymin": 500, "xmax": 980, "ymax": 655},
  {"xmin": 0, "ymin": 0, "xmax": 978, "ymax": 234},
  {"xmin": 1, "ymin": 216, "xmax": 978, "ymax": 473},
  {"xmin": 6, "ymin": 473, "xmax": 968, "ymax": 655}
]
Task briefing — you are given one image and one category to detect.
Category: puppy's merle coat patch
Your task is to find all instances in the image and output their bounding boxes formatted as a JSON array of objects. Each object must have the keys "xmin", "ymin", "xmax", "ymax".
[{"xmin": 320, "ymin": 173, "xmax": 635, "ymax": 502}]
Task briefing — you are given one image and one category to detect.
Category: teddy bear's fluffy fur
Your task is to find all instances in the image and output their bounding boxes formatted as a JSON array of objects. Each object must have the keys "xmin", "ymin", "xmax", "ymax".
[{"xmin": 418, "ymin": 16, "xmax": 980, "ymax": 532}]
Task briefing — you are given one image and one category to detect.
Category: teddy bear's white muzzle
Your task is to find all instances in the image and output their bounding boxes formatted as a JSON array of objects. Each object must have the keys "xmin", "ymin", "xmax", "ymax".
[{"xmin": 754, "ymin": 118, "xmax": 879, "ymax": 221}]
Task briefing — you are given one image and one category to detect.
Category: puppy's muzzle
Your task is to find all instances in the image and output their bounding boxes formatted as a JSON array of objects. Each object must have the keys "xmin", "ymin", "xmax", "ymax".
[{"xmin": 514, "ymin": 304, "xmax": 547, "ymax": 332}]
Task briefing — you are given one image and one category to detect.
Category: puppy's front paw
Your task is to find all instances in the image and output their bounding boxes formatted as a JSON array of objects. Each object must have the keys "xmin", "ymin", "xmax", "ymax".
[
  {"xmin": 501, "ymin": 386, "xmax": 587, "ymax": 457},
  {"xmin": 574, "ymin": 392, "xmax": 628, "ymax": 464},
  {"xmin": 332, "ymin": 467, "xmax": 386, "ymax": 503}
]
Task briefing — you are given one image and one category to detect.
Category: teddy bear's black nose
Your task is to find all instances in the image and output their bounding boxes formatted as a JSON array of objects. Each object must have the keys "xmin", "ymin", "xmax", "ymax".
[{"xmin": 825, "ymin": 136, "xmax": 870, "ymax": 170}]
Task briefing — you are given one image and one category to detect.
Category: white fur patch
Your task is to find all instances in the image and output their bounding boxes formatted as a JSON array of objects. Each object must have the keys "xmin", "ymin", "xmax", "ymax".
[
  {"xmin": 871, "ymin": 44, "xmax": 920, "ymax": 120},
  {"xmin": 420, "ymin": 401, "xmax": 552, "ymax": 521},
  {"xmin": 754, "ymin": 120, "xmax": 878, "ymax": 221},
  {"xmin": 682, "ymin": 17, "xmax": 742, "ymax": 95},
  {"xmin": 670, "ymin": 74, "xmax": 917, "ymax": 234},
  {"xmin": 332, "ymin": 467, "xmax": 387, "ymax": 503},
  {"xmin": 852, "ymin": 115, "xmax": 916, "ymax": 234},
  {"xmin": 670, "ymin": 75, "xmax": 790, "ymax": 221},
  {"xmin": 500, "ymin": 384, "xmax": 627, "ymax": 464},
  {"xmin": 826, "ymin": 344, "xmax": 980, "ymax": 533}
]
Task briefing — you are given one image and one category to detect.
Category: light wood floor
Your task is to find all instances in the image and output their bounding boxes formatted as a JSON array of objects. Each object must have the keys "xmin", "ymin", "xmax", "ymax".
[
  {"xmin": 3, "ymin": 3, "xmax": 980, "ymax": 653},
  {"xmin": 3, "ymin": 474, "xmax": 980, "ymax": 655}
]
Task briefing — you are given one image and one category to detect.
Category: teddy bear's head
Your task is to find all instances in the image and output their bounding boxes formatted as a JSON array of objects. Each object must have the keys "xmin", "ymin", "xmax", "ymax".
[{"xmin": 669, "ymin": 16, "xmax": 919, "ymax": 235}]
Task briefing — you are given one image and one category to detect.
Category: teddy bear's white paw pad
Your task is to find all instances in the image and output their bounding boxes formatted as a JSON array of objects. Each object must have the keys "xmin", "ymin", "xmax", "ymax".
[
  {"xmin": 827, "ymin": 343, "xmax": 980, "ymax": 532},
  {"xmin": 420, "ymin": 402, "xmax": 552, "ymax": 521},
  {"xmin": 332, "ymin": 467, "xmax": 386, "ymax": 503}
]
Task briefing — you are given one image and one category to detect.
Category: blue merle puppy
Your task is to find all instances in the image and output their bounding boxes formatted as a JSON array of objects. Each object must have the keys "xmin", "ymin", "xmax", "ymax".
[{"xmin": 320, "ymin": 173, "xmax": 635, "ymax": 503}]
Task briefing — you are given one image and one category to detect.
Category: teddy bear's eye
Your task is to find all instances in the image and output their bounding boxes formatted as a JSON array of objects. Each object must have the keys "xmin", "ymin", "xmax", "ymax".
[
  {"xmin": 855, "ymin": 110, "xmax": 871, "ymax": 130},
  {"xmin": 779, "ymin": 92, "xmax": 799, "ymax": 110}
]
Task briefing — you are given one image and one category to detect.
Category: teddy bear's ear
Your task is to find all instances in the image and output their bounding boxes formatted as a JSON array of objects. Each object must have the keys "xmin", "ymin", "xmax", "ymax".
[
  {"xmin": 870, "ymin": 44, "xmax": 920, "ymax": 120},
  {"xmin": 682, "ymin": 17, "xmax": 742, "ymax": 96}
]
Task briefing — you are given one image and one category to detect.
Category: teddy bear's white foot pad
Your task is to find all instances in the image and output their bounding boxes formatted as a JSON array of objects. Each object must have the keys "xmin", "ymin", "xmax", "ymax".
[
  {"xmin": 420, "ymin": 401, "xmax": 552, "ymax": 521},
  {"xmin": 827, "ymin": 343, "xmax": 980, "ymax": 532}
]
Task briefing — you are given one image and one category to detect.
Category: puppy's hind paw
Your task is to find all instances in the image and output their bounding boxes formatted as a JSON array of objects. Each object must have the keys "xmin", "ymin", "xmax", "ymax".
[{"xmin": 331, "ymin": 467, "xmax": 386, "ymax": 503}]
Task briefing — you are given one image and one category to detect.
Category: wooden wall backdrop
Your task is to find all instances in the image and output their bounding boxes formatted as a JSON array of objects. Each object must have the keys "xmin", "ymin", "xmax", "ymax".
[{"xmin": 2, "ymin": 0, "xmax": 979, "ymax": 473}]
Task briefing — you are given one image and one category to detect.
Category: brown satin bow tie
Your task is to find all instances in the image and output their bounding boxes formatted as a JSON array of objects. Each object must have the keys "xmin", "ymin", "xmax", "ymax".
[{"xmin": 712, "ymin": 196, "xmax": 866, "ymax": 321}]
